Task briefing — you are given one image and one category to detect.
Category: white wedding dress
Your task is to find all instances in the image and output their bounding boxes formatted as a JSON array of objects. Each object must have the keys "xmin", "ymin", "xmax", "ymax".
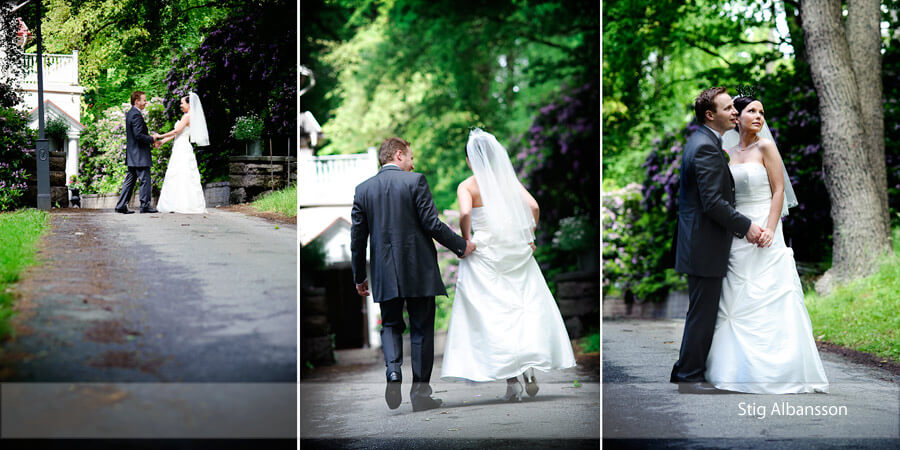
[
  {"xmin": 156, "ymin": 126, "xmax": 207, "ymax": 214},
  {"xmin": 441, "ymin": 207, "xmax": 576, "ymax": 382},
  {"xmin": 705, "ymin": 162, "xmax": 828, "ymax": 394}
]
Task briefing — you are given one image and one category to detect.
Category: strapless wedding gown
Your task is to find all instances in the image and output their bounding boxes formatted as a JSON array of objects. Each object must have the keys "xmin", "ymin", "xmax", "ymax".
[
  {"xmin": 156, "ymin": 126, "xmax": 207, "ymax": 214},
  {"xmin": 441, "ymin": 207, "xmax": 576, "ymax": 382},
  {"xmin": 705, "ymin": 162, "xmax": 828, "ymax": 394}
]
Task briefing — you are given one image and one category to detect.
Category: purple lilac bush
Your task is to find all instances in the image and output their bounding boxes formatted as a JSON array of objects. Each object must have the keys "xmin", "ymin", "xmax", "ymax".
[
  {"xmin": 76, "ymin": 99, "xmax": 172, "ymax": 195},
  {"xmin": 162, "ymin": 0, "xmax": 297, "ymax": 182},
  {"xmin": 0, "ymin": 100, "xmax": 34, "ymax": 211},
  {"xmin": 514, "ymin": 83, "xmax": 599, "ymax": 285}
]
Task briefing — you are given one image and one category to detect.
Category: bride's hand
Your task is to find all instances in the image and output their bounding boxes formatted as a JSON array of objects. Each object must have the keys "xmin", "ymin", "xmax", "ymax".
[
  {"xmin": 757, "ymin": 229, "xmax": 773, "ymax": 248},
  {"xmin": 528, "ymin": 242, "xmax": 536, "ymax": 253}
]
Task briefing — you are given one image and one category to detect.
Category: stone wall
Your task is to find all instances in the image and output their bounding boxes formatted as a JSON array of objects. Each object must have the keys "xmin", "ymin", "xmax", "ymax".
[
  {"xmin": 301, "ymin": 286, "xmax": 336, "ymax": 366},
  {"xmin": 229, "ymin": 156, "xmax": 297, "ymax": 204},
  {"xmin": 22, "ymin": 150, "xmax": 68, "ymax": 207},
  {"xmin": 555, "ymin": 270, "xmax": 600, "ymax": 339}
]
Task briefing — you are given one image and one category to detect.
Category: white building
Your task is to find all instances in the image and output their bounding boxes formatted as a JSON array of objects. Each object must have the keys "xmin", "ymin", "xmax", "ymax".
[
  {"xmin": 299, "ymin": 147, "xmax": 381, "ymax": 348},
  {"xmin": 19, "ymin": 51, "xmax": 85, "ymax": 188}
]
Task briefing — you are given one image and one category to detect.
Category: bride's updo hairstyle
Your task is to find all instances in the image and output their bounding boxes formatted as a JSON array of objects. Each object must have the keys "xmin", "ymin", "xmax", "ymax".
[{"xmin": 732, "ymin": 86, "xmax": 761, "ymax": 131}]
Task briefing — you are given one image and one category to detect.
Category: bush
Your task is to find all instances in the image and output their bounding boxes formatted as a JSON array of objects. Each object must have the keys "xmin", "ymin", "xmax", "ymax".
[
  {"xmin": 163, "ymin": 0, "xmax": 296, "ymax": 181},
  {"xmin": 77, "ymin": 100, "xmax": 173, "ymax": 195},
  {"xmin": 0, "ymin": 105, "xmax": 34, "ymax": 211},
  {"xmin": 515, "ymin": 83, "xmax": 599, "ymax": 285},
  {"xmin": 231, "ymin": 115, "xmax": 264, "ymax": 141},
  {"xmin": 45, "ymin": 116, "xmax": 69, "ymax": 143}
]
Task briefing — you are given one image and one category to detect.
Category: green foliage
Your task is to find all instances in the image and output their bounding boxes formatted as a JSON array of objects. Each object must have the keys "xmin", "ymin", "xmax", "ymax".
[
  {"xmin": 0, "ymin": 107, "xmax": 35, "ymax": 211},
  {"xmin": 603, "ymin": 0, "xmax": 792, "ymax": 185},
  {"xmin": 578, "ymin": 328, "xmax": 600, "ymax": 354},
  {"xmin": 553, "ymin": 213, "xmax": 597, "ymax": 252},
  {"xmin": 300, "ymin": 238, "xmax": 327, "ymax": 273},
  {"xmin": 162, "ymin": 0, "xmax": 297, "ymax": 180},
  {"xmin": 251, "ymin": 185, "xmax": 297, "ymax": 218},
  {"xmin": 33, "ymin": 0, "xmax": 239, "ymax": 122},
  {"xmin": 602, "ymin": 182, "xmax": 686, "ymax": 302},
  {"xmin": 45, "ymin": 116, "xmax": 69, "ymax": 142},
  {"xmin": 231, "ymin": 115, "xmax": 264, "ymax": 141},
  {"xmin": 305, "ymin": 0, "xmax": 598, "ymax": 211},
  {"xmin": 77, "ymin": 99, "xmax": 173, "ymax": 195},
  {"xmin": 806, "ymin": 228, "xmax": 900, "ymax": 362},
  {"xmin": 0, "ymin": 3, "xmax": 24, "ymax": 88},
  {"xmin": 0, "ymin": 209, "xmax": 49, "ymax": 339}
]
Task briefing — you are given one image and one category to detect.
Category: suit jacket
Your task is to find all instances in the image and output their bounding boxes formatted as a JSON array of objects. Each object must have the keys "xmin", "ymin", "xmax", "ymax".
[
  {"xmin": 674, "ymin": 125, "xmax": 752, "ymax": 278},
  {"xmin": 350, "ymin": 165, "xmax": 467, "ymax": 303},
  {"xmin": 125, "ymin": 106, "xmax": 154, "ymax": 167}
]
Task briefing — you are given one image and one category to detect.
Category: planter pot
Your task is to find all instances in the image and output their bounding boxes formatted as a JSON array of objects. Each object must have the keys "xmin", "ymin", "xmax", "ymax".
[
  {"xmin": 69, "ymin": 188, "xmax": 81, "ymax": 208},
  {"xmin": 245, "ymin": 140, "xmax": 263, "ymax": 156},
  {"xmin": 203, "ymin": 181, "xmax": 230, "ymax": 207}
]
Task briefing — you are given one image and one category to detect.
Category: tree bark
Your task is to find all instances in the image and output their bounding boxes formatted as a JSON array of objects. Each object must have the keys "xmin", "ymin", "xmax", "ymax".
[
  {"xmin": 801, "ymin": 0, "xmax": 891, "ymax": 294},
  {"xmin": 846, "ymin": 0, "xmax": 889, "ymax": 235}
]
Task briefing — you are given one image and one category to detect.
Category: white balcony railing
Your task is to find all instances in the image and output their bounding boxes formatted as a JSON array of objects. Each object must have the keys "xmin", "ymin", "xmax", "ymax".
[
  {"xmin": 23, "ymin": 51, "xmax": 79, "ymax": 86},
  {"xmin": 299, "ymin": 150, "xmax": 379, "ymax": 207}
]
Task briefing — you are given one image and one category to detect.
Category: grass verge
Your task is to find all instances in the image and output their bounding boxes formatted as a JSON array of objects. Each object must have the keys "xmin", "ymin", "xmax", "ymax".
[
  {"xmin": 251, "ymin": 185, "xmax": 297, "ymax": 218},
  {"xmin": 806, "ymin": 228, "xmax": 900, "ymax": 363},
  {"xmin": 0, "ymin": 209, "xmax": 50, "ymax": 339}
]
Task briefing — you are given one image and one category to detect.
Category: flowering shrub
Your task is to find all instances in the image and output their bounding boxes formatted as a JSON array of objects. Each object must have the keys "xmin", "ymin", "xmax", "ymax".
[
  {"xmin": 0, "ymin": 105, "xmax": 34, "ymax": 211},
  {"xmin": 231, "ymin": 115, "xmax": 264, "ymax": 141},
  {"xmin": 163, "ymin": 0, "xmax": 296, "ymax": 181},
  {"xmin": 553, "ymin": 213, "xmax": 597, "ymax": 251},
  {"xmin": 45, "ymin": 116, "xmax": 69, "ymax": 142},
  {"xmin": 602, "ymin": 181, "xmax": 686, "ymax": 302},
  {"xmin": 77, "ymin": 100, "xmax": 173, "ymax": 195},
  {"xmin": 514, "ymin": 83, "xmax": 599, "ymax": 285}
]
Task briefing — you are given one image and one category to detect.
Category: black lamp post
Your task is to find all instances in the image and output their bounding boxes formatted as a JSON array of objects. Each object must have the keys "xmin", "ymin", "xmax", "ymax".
[{"xmin": 33, "ymin": 0, "xmax": 49, "ymax": 210}]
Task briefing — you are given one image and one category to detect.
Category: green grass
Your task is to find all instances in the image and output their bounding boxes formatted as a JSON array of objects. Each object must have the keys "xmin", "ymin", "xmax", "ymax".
[
  {"xmin": 251, "ymin": 185, "xmax": 297, "ymax": 217},
  {"xmin": 0, "ymin": 209, "xmax": 50, "ymax": 339},
  {"xmin": 806, "ymin": 228, "xmax": 900, "ymax": 363},
  {"xmin": 578, "ymin": 328, "xmax": 600, "ymax": 353}
]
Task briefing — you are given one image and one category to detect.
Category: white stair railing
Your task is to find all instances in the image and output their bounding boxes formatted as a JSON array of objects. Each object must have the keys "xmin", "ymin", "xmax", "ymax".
[
  {"xmin": 23, "ymin": 51, "xmax": 79, "ymax": 86},
  {"xmin": 299, "ymin": 150, "xmax": 378, "ymax": 206}
]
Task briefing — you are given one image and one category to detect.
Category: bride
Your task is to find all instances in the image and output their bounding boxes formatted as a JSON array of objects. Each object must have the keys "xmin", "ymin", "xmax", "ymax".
[
  {"xmin": 154, "ymin": 92, "xmax": 209, "ymax": 214},
  {"xmin": 441, "ymin": 128, "xmax": 576, "ymax": 401},
  {"xmin": 706, "ymin": 95, "xmax": 828, "ymax": 394}
]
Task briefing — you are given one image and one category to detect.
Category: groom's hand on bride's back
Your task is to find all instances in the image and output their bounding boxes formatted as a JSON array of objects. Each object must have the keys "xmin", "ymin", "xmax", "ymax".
[{"xmin": 462, "ymin": 240, "xmax": 476, "ymax": 258}]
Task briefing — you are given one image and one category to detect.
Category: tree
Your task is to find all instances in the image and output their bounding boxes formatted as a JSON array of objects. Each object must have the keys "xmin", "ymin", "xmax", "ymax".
[
  {"xmin": 306, "ymin": 0, "xmax": 598, "ymax": 210},
  {"xmin": 32, "ymin": 0, "xmax": 243, "ymax": 121},
  {"xmin": 801, "ymin": 0, "xmax": 891, "ymax": 293}
]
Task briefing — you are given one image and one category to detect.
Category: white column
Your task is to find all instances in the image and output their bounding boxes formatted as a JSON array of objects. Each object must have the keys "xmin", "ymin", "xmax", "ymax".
[{"xmin": 65, "ymin": 135, "xmax": 78, "ymax": 185}]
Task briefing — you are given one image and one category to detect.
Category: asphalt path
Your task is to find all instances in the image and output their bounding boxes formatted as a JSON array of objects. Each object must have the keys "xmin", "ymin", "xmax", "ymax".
[
  {"xmin": 300, "ymin": 334, "xmax": 601, "ymax": 449},
  {"xmin": 0, "ymin": 209, "xmax": 297, "ymax": 440},
  {"xmin": 603, "ymin": 319, "xmax": 899, "ymax": 448}
]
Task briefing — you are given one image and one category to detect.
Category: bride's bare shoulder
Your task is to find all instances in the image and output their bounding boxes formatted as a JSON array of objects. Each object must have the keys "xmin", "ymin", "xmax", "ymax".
[{"xmin": 458, "ymin": 175, "xmax": 477, "ymax": 190}]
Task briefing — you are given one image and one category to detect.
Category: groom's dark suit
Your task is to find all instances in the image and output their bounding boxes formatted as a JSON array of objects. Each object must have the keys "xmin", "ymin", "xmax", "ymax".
[
  {"xmin": 350, "ymin": 165, "xmax": 467, "ymax": 403},
  {"xmin": 671, "ymin": 125, "xmax": 752, "ymax": 383},
  {"xmin": 115, "ymin": 106, "xmax": 155, "ymax": 211}
]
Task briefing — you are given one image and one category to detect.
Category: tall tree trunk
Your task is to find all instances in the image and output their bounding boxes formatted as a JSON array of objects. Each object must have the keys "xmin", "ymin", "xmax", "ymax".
[
  {"xmin": 847, "ymin": 0, "xmax": 889, "ymax": 236},
  {"xmin": 801, "ymin": 0, "xmax": 891, "ymax": 294}
]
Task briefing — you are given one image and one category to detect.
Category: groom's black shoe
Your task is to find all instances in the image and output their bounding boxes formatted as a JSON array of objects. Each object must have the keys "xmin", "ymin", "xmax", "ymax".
[
  {"xmin": 385, "ymin": 371, "xmax": 402, "ymax": 410},
  {"xmin": 678, "ymin": 382, "xmax": 729, "ymax": 394},
  {"xmin": 140, "ymin": 207, "xmax": 159, "ymax": 214},
  {"xmin": 411, "ymin": 396, "xmax": 442, "ymax": 412},
  {"xmin": 115, "ymin": 207, "xmax": 134, "ymax": 214}
]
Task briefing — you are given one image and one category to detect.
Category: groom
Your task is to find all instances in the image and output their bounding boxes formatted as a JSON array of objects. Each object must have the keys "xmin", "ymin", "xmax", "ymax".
[
  {"xmin": 350, "ymin": 137, "xmax": 475, "ymax": 412},
  {"xmin": 114, "ymin": 91, "xmax": 159, "ymax": 214},
  {"xmin": 670, "ymin": 87, "xmax": 765, "ymax": 393}
]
